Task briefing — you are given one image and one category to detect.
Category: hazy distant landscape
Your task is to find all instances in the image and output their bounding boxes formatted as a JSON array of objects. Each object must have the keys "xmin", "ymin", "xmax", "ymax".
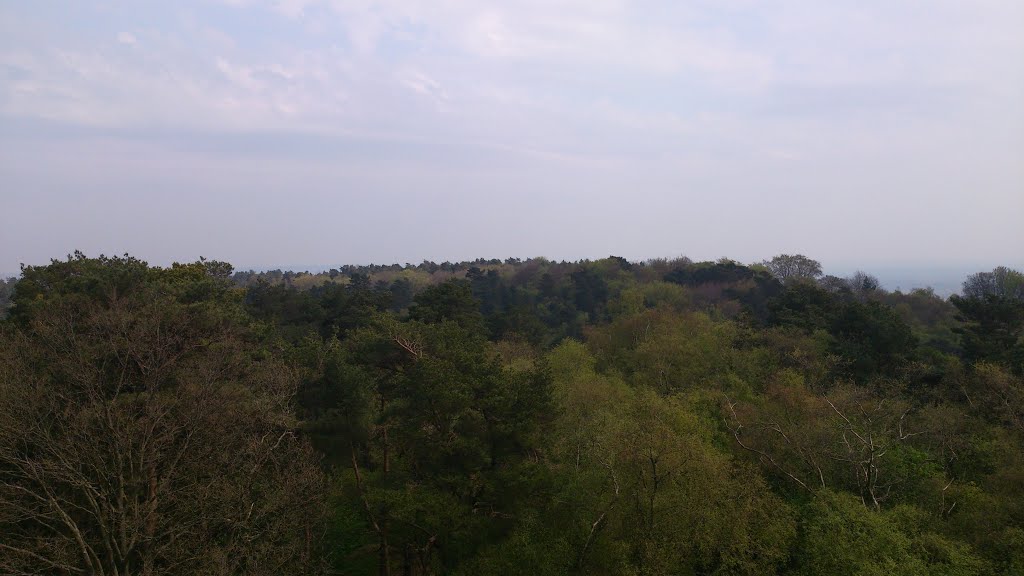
[
  {"xmin": 208, "ymin": 262, "xmax": 1019, "ymax": 298},
  {"xmin": 0, "ymin": 263, "xmax": 1011, "ymax": 298},
  {"xmin": 2, "ymin": 0, "xmax": 1022, "ymax": 574}
]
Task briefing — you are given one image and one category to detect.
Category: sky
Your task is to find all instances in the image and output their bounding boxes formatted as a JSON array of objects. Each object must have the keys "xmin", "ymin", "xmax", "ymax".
[{"xmin": 1, "ymin": 0, "xmax": 1022, "ymax": 279}]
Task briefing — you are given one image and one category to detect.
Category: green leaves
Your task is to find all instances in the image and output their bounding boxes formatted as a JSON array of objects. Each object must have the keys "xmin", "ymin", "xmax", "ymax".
[
  {"xmin": 15, "ymin": 254, "xmax": 1007, "ymax": 575},
  {"xmin": 542, "ymin": 342, "xmax": 797, "ymax": 575},
  {"xmin": 797, "ymin": 491, "xmax": 989, "ymax": 576}
]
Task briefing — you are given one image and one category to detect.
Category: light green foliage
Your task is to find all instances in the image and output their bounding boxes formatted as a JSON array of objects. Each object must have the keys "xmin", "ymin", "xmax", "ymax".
[
  {"xmin": 800, "ymin": 490, "xmax": 925, "ymax": 575},
  {"xmin": 799, "ymin": 492, "xmax": 989, "ymax": 576},
  {"xmin": 587, "ymin": 309, "xmax": 743, "ymax": 393},
  {"xmin": 544, "ymin": 342, "xmax": 797, "ymax": 575},
  {"xmin": 608, "ymin": 281, "xmax": 691, "ymax": 319}
]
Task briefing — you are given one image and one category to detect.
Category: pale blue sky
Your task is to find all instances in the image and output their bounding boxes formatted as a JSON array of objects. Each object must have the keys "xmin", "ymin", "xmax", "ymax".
[{"xmin": 2, "ymin": 0, "xmax": 1022, "ymax": 276}]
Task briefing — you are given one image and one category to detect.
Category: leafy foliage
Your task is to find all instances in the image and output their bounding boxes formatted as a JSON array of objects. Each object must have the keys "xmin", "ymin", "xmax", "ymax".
[{"xmin": 4, "ymin": 254, "xmax": 1023, "ymax": 574}]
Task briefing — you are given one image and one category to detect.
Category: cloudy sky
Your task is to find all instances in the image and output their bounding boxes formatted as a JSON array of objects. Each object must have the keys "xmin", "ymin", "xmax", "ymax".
[{"xmin": 1, "ymin": 0, "xmax": 1022, "ymax": 275}]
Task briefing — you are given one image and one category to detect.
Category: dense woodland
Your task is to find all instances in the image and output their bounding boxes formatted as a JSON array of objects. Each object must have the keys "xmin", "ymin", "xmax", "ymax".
[{"xmin": 1, "ymin": 252, "xmax": 1022, "ymax": 575}]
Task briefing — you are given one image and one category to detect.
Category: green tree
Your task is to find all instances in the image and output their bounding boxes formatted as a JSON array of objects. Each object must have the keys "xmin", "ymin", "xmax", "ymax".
[
  {"xmin": 539, "ymin": 341, "xmax": 796, "ymax": 576},
  {"xmin": 798, "ymin": 491, "xmax": 987, "ymax": 576},
  {"xmin": 961, "ymin": 267, "xmax": 1024, "ymax": 301},
  {"xmin": 950, "ymin": 269, "xmax": 1024, "ymax": 373},
  {"xmin": 326, "ymin": 311, "xmax": 553, "ymax": 575},
  {"xmin": 409, "ymin": 279, "xmax": 487, "ymax": 335}
]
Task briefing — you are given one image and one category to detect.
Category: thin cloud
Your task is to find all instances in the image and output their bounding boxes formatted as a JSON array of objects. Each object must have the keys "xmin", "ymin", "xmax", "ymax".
[{"xmin": 0, "ymin": 0, "xmax": 1022, "ymax": 272}]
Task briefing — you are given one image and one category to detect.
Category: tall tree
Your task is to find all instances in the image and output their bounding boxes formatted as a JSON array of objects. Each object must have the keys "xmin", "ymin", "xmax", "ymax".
[
  {"xmin": 0, "ymin": 276, "xmax": 15, "ymax": 319},
  {"xmin": 762, "ymin": 254, "xmax": 823, "ymax": 284},
  {"xmin": 0, "ymin": 254, "xmax": 325, "ymax": 576},
  {"xmin": 961, "ymin": 267, "xmax": 1024, "ymax": 300},
  {"xmin": 951, "ymin": 267, "xmax": 1024, "ymax": 373}
]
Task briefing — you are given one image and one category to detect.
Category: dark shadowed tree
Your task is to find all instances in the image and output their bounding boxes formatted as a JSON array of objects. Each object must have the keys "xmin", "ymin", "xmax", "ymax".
[
  {"xmin": 951, "ymin": 267, "xmax": 1024, "ymax": 373},
  {"xmin": 570, "ymin": 267, "xmax": 609, "ymax": 323},
  {"xmin": 0, "ymin": 254, "xmax": 325, "ymax": 576},
  {"xmin": 409, "ymin": 279, "xmax": 487, "ymax": 335}
]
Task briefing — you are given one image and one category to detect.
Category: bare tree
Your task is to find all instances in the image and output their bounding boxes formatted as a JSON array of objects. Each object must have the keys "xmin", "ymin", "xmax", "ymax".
[
  {"xmin": 727, "ymin": 384, "xmax": 921, "ymax": 510},
  {"xmin": 0, "ymin": 285, "xmax": 325, "ymax": 575},
  {"xmin": 761, "ymin": 254, "xmax": 823, "ymax": 284}
]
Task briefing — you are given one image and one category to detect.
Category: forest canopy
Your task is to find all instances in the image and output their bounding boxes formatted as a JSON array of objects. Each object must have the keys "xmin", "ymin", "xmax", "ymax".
[{"xmin": 1, "ymin": 252, "xmax": 1022, "ymax": 575}]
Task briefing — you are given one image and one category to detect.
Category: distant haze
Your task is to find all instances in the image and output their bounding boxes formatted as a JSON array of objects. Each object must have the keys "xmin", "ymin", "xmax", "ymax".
[{"xmin": 2, "ymin": 1, "xmax": 1022, "ymax": 277}]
